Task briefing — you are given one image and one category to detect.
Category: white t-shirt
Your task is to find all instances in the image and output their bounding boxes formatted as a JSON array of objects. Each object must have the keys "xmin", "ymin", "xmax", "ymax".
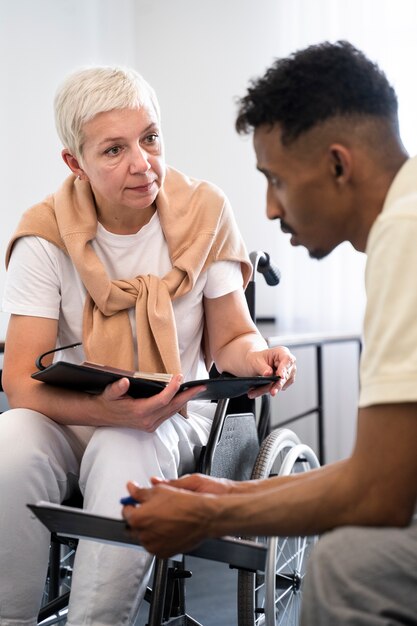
[
  {"xmin": 2, "ymin": 211, "xmax": 243, "ymax": 382},
  {"xmin": 359, "ymin": 156, "xmax": 417, "ymax": 407}
]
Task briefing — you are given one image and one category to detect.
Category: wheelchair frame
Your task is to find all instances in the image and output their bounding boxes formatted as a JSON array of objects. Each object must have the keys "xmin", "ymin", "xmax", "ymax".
[
  {"xmin": 0, "ymin": 251, "xmax": 320, "ymax": 626},
  {"xmin": 35, "ymin": 401, "xmax": 319, "ymax": 626}
]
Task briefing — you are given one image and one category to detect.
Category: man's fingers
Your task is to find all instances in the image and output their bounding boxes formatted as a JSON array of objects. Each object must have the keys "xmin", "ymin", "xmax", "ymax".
[
  {"xmin": 164, "ymin": 474, "xmax": 199, "ymax": 491},
  {"xmin": 126, "ymin": 480, "xmax": 176, "ymax": 502},
  {"xmin": 125, "ymin": 481, "xmax": 151, "ymax": 504},
  {"xmin": 150, "ymin": 476, "xmax": 166, "ymax": 486},
  {"xmin": 149, "ymin": 474, "xmax": 207, "ymax": 492}
]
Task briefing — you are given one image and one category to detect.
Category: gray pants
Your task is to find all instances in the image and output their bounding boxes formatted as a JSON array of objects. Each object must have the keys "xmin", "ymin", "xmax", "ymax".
[{"xmin": 300, "ymin": 523, "xmax": 417, "ymax": 625}]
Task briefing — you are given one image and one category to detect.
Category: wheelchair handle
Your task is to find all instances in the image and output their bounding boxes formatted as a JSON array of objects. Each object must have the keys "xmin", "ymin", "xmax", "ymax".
[
  {"xmin": 249, "ymin": 251, "xmax": 281, "ymax": 286},
  {"xmin": 247, "ymin": 251, "xmax": 281, "ymax": 322}
]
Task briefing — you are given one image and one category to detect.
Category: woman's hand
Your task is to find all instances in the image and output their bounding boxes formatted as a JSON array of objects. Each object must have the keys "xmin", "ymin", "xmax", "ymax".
[
  {"xmin": 95, "ymin": 375, "xmax": 206, "ymax": 431},
  {"xmin": 245, "ymin": 345, "xmax": 296, "ymax": 398},
  {"xmin": 3, "ymin": 315, "xmax": 204, "ymax": 430}
]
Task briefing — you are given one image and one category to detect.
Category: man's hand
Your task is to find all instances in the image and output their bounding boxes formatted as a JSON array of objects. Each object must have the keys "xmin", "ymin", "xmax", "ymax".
[
  {"xmin": 150, "ymin": 473, "xmax": 236, "ymax": 495},
  {"xmin": 122, "ymin": 481, "xmax": 217, "ymax": 558}
]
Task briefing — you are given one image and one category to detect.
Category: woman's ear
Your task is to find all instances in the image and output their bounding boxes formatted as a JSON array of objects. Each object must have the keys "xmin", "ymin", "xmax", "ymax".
[
  {"xmin": 329, "ymin": 144, "xmax": 351, "ymax": 183},
  {"xmin": 61, "ymin": 149, "xmax": 87, "ymax": 180}
]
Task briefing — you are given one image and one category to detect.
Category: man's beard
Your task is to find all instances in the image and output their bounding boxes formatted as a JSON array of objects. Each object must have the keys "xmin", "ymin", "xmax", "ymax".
[
  {"xmin": 280, "ymin": 220, "xmax": 332, "ymax": 260},
  {"xmin": 309, "ymin": 248, "xmax": 331, "ymax": 260}
]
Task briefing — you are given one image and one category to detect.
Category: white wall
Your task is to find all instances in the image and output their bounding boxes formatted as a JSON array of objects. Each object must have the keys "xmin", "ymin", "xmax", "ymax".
[
  {"xmin": 0, "ymin": 0, "xmax": 369, "ymax": 339},
  {"xmin": 0, "ymin": 0, "xmax": 138, "ymax": 338},
  {"xmin": 268, "ymin": 340, "xmax": 360, "ymax": 464},
  {"xmin": 3, "ymin": 0, "xmax": 413, "ymax": 461}
]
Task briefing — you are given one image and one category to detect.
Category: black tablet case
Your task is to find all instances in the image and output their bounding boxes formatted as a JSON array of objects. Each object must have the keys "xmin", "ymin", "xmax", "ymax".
[{"xmin": 32, "ymin": 361, "xmax": 279, "ymax": 401}]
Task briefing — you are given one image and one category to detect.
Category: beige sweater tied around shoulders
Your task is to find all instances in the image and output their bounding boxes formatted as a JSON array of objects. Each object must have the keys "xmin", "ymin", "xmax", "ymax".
[{"xmin": 6, "ymin": 166, "xmax": 252, "ymax": 375}]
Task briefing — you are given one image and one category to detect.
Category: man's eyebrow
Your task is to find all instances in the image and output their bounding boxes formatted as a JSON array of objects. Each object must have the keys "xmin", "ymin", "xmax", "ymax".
[{"xmin": 256, "ymin": 166, "xmax": 270, "ymax": 176}]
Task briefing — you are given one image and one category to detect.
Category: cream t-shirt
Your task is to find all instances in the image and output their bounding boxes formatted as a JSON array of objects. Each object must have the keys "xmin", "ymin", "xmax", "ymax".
[{"xmin": 359, "ymin": 157, "xmax": 417, "ymax": 407}]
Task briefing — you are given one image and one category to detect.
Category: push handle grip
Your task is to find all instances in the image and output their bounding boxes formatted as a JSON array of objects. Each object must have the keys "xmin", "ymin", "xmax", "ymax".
[{"xmin": 257, "ymin": 252, "xmax": 281, "ymax": 286}]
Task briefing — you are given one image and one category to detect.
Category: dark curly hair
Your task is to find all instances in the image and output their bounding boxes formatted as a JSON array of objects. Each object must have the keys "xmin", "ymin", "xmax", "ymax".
[{"xmin": 236, "ymin": 40, "xmax": 399, "ymax": 144}]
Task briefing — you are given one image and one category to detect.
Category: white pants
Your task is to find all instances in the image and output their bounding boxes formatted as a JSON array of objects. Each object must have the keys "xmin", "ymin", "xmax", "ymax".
[{"xmin": 0, "ymin": 403, "xmax": 213, "ymax": 626}]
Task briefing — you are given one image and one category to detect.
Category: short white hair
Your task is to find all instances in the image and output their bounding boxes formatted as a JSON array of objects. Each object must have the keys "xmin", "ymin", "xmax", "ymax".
[{"xmin": 54, "ymin": 65, "xmax": 161, "ymax": 160}]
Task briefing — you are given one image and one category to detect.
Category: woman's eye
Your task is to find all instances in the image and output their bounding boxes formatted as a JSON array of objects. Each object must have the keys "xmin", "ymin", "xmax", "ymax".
[
  {"xmin": 105, "ymin": 146, "xmax": 122, "ymax": 156},
  {"xmin": 145, "ymin": 133, "xmax": 159, "ymax": 144}
]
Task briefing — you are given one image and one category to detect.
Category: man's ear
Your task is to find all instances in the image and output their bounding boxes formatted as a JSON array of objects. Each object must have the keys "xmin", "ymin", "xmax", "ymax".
[
  {"xmin": 329, "ymin": 144, "xmax": 351, "ymax": 183},
  {"xmin": 61, "ymin": 149, "xmax": 88, "ymax": 180}
]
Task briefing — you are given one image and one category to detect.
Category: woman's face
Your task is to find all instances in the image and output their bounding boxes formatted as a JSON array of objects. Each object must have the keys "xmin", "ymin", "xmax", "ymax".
[{"xmin": 73, "ymin": 106, "xmax": 165, "ymax": 230}]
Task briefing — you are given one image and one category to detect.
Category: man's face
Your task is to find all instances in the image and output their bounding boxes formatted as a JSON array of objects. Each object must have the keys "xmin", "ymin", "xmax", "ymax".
[{"xmin": 253, "ymin": 124, "xmax": 349, "ymax": 259}]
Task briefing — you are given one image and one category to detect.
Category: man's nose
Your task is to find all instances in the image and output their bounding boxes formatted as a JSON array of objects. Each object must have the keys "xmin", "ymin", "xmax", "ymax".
[
  {"xmin": 130, "ymin": 146, "xmax": 151, "ymax": 173},
  {"xmin": 266, "ymin": 189, "xmax": 283, "ymax": 220}
]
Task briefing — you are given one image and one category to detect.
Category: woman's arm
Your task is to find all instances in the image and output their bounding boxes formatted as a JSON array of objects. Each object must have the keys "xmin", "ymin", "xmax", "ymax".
[
  {"xmin": 204, "ymin": 289, "xmax": 296, "ymax": 391},
  {"xmin": 3, "ymin": 314, "xmax": 204, "ymax": 431}
]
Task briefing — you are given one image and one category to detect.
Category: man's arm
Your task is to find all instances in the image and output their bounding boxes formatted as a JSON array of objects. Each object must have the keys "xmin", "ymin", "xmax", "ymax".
[
  {"xmin": 123, "ymin": 403, "xmax": 417, "ymax": 557},
  {"xmin": 2, "ymin": 314, "xmax": 204, "ymax": 431}
]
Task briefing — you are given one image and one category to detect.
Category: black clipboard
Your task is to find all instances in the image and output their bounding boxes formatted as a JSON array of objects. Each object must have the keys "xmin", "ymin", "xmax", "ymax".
[
  {"xmin": 27, "ymin": 501, "xmax": 267, "ymax": 572},
  {"xmin": 31, "ymin": 361, "xmax": 279, "ymax": 402}
]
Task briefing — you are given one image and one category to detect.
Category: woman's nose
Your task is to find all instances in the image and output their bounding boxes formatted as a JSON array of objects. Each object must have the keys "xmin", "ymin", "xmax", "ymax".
[{"xmin": 130, "ymin": 146, "xmax": 151, "ymax": 173}]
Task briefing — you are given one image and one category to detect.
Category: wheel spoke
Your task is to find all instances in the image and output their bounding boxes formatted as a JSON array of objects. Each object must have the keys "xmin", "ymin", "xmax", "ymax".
[
  {"xmin": 275, "ymin": 583, "xmax": 293, "ymax": 606},
  {"xmin": 276, "ymin": 542, "xmax": 300, "ymax": 574},
  {"xmin": 276, "ymin": 589, "xmax": 298, "ymax": 626}
]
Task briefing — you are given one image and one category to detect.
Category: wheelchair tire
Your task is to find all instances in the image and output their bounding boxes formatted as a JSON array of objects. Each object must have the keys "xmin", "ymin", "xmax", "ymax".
[{"xmin": 237, "ymin": 428, "xmax": 320, "ymax": 626}]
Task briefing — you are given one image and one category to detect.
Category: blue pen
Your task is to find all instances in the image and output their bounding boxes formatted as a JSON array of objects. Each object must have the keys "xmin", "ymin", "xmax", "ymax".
[{"xmin": 120, "ymin": 495, "xmax": 139, "ymax": 506}]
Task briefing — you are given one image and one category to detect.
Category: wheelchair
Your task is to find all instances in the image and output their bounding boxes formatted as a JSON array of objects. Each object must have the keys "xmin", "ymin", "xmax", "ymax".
[
  {"xmin": 0, "ymin": 251, "xmax": 320, "ymax": 626},
  {"xmin": 142, "ymin": 418, "xmax": 319, "ymax": 626},
  {"xmin": 33, "ymin": 415, "xmax": 319, "ymax": 626}
]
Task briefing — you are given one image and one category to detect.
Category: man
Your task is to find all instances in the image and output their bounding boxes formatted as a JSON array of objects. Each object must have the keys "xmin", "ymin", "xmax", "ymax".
[{"xmin": 123, "ymin": 41, "xmax": 417, "ymax": 624}]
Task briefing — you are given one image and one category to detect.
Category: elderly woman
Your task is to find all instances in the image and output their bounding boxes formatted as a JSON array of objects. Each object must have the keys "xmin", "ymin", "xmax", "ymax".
[{"xmin": 0, "ymin": 66, "xmax": 295, "ymax": 625}]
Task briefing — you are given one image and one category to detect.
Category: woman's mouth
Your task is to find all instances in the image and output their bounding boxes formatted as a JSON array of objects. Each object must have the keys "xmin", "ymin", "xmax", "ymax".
[{"xmin": 128, "ymin": 180, "xmax": 156, "ymax": 193}]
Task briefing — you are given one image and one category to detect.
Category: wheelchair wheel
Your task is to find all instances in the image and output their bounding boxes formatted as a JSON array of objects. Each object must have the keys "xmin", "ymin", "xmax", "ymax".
[{"xmin": 237, "ymin": 428, "xmax": 320, "ymax": 626}]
